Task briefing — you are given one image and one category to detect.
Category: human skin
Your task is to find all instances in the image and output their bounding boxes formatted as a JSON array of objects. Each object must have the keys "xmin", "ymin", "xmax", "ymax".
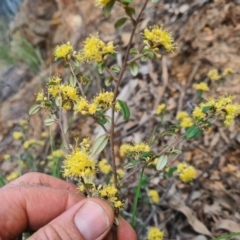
[{"xmin": 0, "ymin": 172, "xmax": 137, "ymax": 240}]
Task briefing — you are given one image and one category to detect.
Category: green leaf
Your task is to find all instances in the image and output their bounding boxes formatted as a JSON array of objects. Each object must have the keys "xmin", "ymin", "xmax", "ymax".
[
  {"xmin": 97, "ymin": 62, "xmax": 106, "ymax": 74},
  {"xmin": 156, "ymin": 154, "xmax": 168, "ymax": 171},
  {"xmin": 130, "ymin": 48, "xmax": 139, "ymax": 55},
  {"xmin": 55, "ymin": 96, "xmax": 61, "ymax": 107},
  {"xmin": 125, "ymin": 6, "xmax": 136, "ymax": 17},
  {"xmin": 165, "ymin": 166, "xmax": 177, "ymax": 177},
  {"xmin": 81, "ymin": 76, "xmax": 91, "ymax": 84},
  {"xmin": 117, "ymin": 99, "xmax": 130, "ymax": 120},
  {"xmin": 143, "ymin": 49, "xmax": 155, "ymax": 59},
  {"xmin": 129, "ymin": 61, "xmax": 139, "ymax": 76},
  {"xmin": 124, "ymin": 160, "xmax": 141, "ymax": 169},
  {"xmin": 114, "ymin": 17, "xmax": 128, "ymax": 30},
  {"xmin": 0, "ymin": 173, "xmax": 6, "ymax": 186},
  {"xmin": 211, "ymin": 232, "xmax": 240, "ymax": 240},
  {"xmin": 186, "ymin": 126, "xmax": 201, "ymax": 139},
  {"xmin": 122, "ymin": 0, "xmax": 133, "ymax": 4},
  {"xmin": 69, "ymin": 73, "xmax": 76, "ymax": 87},
  {"xmin": 104, "ymin": 76, "xmax": 113, "ymax": 87},
  {"xmin": 202, "ymin": 105, "xmax": 212, "ymax": 113},
  {"xmin": 110, "ymin": 64, "xmax": 120, "ymax": 73},
  {"xmin": 44, "ymin": 117, "xmax": 56, "ymax": 126},
  {"xmin": 90, "ymin": 134, "xmax": 108, "ymax": 156},
  {"xmin": 141, "ymin": 55, "xmax": 149, "ymax": 62},
  {"xmin": 29, "ymin": 104, "xmax": 41, "ymax": 115},
  {"xmin": 103, "ymin": 0, "xmax": 115, "ymax": 17}
]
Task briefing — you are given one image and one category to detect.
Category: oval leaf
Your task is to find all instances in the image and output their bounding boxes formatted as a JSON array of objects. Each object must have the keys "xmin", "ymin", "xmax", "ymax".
[
  {"xmin": 69, "ymin": 73, "xmax": 76, "ymax": 87},
  {"xmin": 103, "ymin": 0, "xmax": 115, "ymax": 17},
  {"xmin": 110, "ymin": 64, "xmax": 120, "ymax": 73},
  {"xmin": 129, "ymin": 62, "xmax": 139, "ymax": 76},
  {"xmin": 44, "ymin": 118, "xmax": 56, "ymax": 126},
  {"xmin": 104, "ymin": 76, "xmax": 113, "ymax": 86},
  {"xmin": 156, "ymin": 154, "xmax": 168, "ymax": 171},
  {"xmin": 90, "ymin": 134, "xmax": 108, "ymax": 156},
  {"xmin": 114, "ymin": 17, "xmax": 128, "ymax": 30},
  {"xmin": 117, "ymin": 99, "xmax": 130, "ymax": 120},
  {"xmin": 186, "ymin": 126, "xmax": 201, "ymax": 139},
  {"xmin": 29, "ymin": 104, "xmax": 41, "ymax": 115}
]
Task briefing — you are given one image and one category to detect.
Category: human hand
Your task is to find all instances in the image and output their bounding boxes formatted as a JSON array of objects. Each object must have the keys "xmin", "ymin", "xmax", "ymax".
[{"xmin": 0, "ymin": 172, "xmax": 137, "ymax": 240}]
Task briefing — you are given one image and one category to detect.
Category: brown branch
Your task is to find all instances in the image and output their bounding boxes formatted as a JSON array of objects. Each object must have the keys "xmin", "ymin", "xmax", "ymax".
[
  {"xmin": 106, "ymin": 67, "xmax": 118, "ymax": 82},
  {"xmin": 109, "ymin": 0, "xmax": 149, "ymax": 189}
]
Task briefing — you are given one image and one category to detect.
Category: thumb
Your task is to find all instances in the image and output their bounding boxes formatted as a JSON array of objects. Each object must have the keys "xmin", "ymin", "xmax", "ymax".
[{"xmin": 29, "ymin": 198, "xmax": 114, "ymax": 240}]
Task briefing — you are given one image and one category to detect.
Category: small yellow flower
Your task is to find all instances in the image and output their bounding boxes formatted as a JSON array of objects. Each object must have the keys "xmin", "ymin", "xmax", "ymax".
[
  {"xmin": 192, "ymin": 107, "xmax": 206, "ymax": 119},
  {"xmin": 143, "ymin": 25, "xmax": 176, "ymax": 52},
  {"xmin": 193, "ymin": 82, "xmax": 209, "ymax": 91},
  {"xmin": 6, "ymin": 171, "xmax": 19, "ymax": 182},
  {"xmin": 180, "ymin": 117, "xmax": 193, "ymax": 128},
  {"xmin": 63, "ymin": 148, "xmax": 96, "ymax": 178},
  {"xmin": 41, "ymin": 132, "xmax": 48, "ymax": 138},
  {"xmin": 19, "ymin": 120, "xmax": 28, "ymax": 126},
  {"xmin": 147, "ymin": 227, "xmax": 164, "ymax": 240},
  {"xmin": 36, "ymin": 91, "xmax": 44, "ymax": 101},
  {"xmin": 54, "ymin": 42, "xmax": 73, "ymax": 60},
  {"xmin": 3, "ymin": 154, "xmax": 11, "ymax": 160},
  {"xmin": 117, "ymin": 169, "xmax": 124, "ymax": 179},
  {"xmin": 98, "ymin": 159, "xmax": 111, "ymax": 175},
  {"xmin": 177, "ymin": 162, "xmax": 196, "ymax": 183},
  {"xmin": 222, "ymin": 67, "xmax": 234, "ymax": 77},
  {"xmin": 79, "ymin": 35, "xmax": 116, "ymax": 63},
  {"xmin": 148, "ymin": 190, "xmax": 160, "ymax": 204},
  {"xmin": 95, "ymin": 0, "xmax": 110, "ymax": 8},
  {"xmin": 207, "ymin": 69, "xmax": 221, "ymax": 81},
  {"xmin": 13, "ymin": 131, "xmax": 23, "ymax": 140},
  {"xmin": 176, "ymin": 111, "xmax": 189, "ymax": 121},
  {"xmin": 156, "ymin": 104, "xmax": 166, "ymax": 115},
  {"xmin": 120, "ymin": 144, "xmax": 132, "ymax": 157}
]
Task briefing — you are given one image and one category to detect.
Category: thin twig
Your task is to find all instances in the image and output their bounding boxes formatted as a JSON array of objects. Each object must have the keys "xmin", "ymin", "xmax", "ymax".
[
  {"xmin": 126, "ymin": 54, "xmax": 143, "ymax": 65},
  {"xmin": 119, "ymin": 135, "xmax": 184, "ymax": 185},
  {"xmin": 69, "ymin": 62, "xmax": 85, "ymax": 97},
  {"xmin": 110, "ymin": 0, "xmax": 149, "ymax": 189},
  {"xmin": 106, "ymin": 67, "xmax": 118, "ymax": 82}
]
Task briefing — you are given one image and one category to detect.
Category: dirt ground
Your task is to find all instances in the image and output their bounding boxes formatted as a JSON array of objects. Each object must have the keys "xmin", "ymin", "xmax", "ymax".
[{"xmin": 1, "ymin": 0, "xmax": 240, "ymax": 239}]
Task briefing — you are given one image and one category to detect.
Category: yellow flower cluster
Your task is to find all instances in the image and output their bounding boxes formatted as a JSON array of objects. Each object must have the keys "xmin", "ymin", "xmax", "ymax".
[
  {"xmin": 177, "ymin": 162, "xmax": 196, "ymax": 183},
  {"xmin": 192, "ymin": 107, "xmax": 206, "ymax": 119},
  {"xmin": 222, "ymin": 67, "xmax": 234, "ymax": 77},
  {"xmin": 156, "ymin": 104, "xmax": 166, "ymax": 115},
  {"xmin": 176, "ymin": 111, "xmax": 193, "ymax": 128},
  {"xmin": 36, "ymin": 91, "xmax": 44, "ymax": 101},
  {"xmin": 13, "ymin": 131, "xmax": 23, "ymax": 140},
  {"xmin": 143, "ymin": 25, "xmax": 176, "ymax": 52},
  {"xmin": 3, "ymin": 154, "xmax": 11, "ymax": 160},
  {"xmin": 19, "ymin": 119, "xmax": 28, "ymax": 127},
  {"xmin": 54, "ymin": 42, "xmax": 73, "ymax": 60},
  {"xmin": 24, "ymin": 139, "xmax": 45, "ymax": 149},
  {"xmin": 95, "ymin": 0, "xmax": 110, "ymax": 8},
  {"xmin": 147, "ymin": 227, "xmax": 164, "ymax": 240},
  {"xmin": 148, "ymin": 189, "xmax": 160, "ymax": 204},
  {"xmin": 207, "ymin": 69, "xmax": 221, "ymax": 81},
  {"xmin": 193, "ymin": 82, "xmax": 209, "ymax": 92},
  {"xmin": 120, "ymin": 142, "xmax": 150, "ymax": 157},
  {"xmin": 48, "ymin": 149, "xmax": 64, "ymax": 160},
  {"xmin": 75, "ymin": 91, "xmax": 116, "ymax": 115},
  {"xmin": 98, "ymin": 158, "xmax": 111, "ymax": 174},
  {"xmin": 41, "ymin": 131, "xmax": 48, "ymax": 138},
  {"xmin": 77, "ymin": 35, "xmax": 116, "ymax": 63},
  {"xmin": 99, "ymin": 185, "xmax": 125, "ymax": 209},
  {"xmin": 200, "ymin": 96, "xmax": 240, "ymax": 126},
  {"xmin": 63, "ymin": 147, "xmax": 95, "ymax": 179},
  {"xmin": 6, "ymin": 171, "xmax": 19, "ymax": 182},
  {"xmin": 207, "ymin": 68, "xmax": 234, "ymax": 80}
]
